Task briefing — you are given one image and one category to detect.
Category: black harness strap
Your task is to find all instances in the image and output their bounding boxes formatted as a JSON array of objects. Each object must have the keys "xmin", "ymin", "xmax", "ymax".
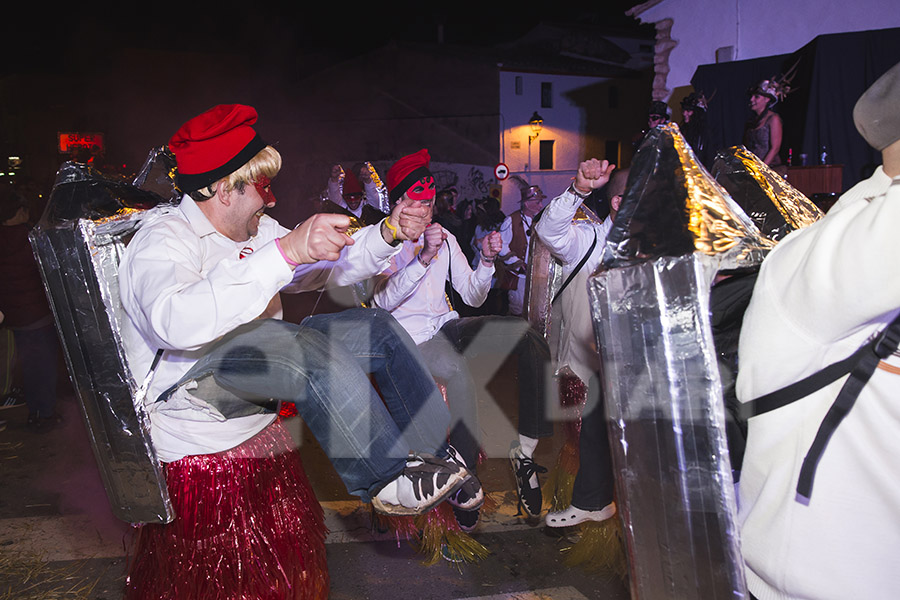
[
  {"xmin": 744, "ymin": 312, "xmax": 900, "ymax": 502},
  {"xmin": 552, "ymin": 230, "xmax": 597, "ymax": 305}
]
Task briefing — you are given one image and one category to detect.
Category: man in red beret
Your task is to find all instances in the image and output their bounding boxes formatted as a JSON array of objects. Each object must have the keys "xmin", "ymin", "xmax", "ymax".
[
  {"xmin": 320, "ymin": 167, "xmax": 386, "ymax": 226},
  {"xmin": 373, "ymin": 149, "xmax": 552, "ymax": 530},
  {"xmin": 119, "ymin": 106, "xmax": 477, "ymax": 597}
]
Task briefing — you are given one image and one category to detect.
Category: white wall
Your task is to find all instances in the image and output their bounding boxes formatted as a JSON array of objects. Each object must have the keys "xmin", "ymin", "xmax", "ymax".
[
  {"xmin": 636, "ymin": 0, "xmax": 900, "ymax": 94},
  {"xmin": 498, "ymin": 70, "xmax": 608, "ymax": 213}
]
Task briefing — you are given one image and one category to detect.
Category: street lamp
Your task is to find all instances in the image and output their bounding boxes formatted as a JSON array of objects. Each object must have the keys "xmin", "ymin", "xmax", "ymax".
[{"xmin": 527, "ymin": 111, "xmax": 543, "ymax": 171}]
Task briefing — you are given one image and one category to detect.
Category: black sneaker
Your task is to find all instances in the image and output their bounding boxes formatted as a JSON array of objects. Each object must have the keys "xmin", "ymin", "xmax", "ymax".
[
  {"xmin": 451, "ymin": 504, "xmax": 480, "ymax": 533},
  {"xmin": 509, "ymin": 443, "xmax": 547, "ymax": 518},
  {"xmin": 445, "ymin": 445, "xmax": 484, "ymax": 511},
  {"xmin": 371, "ymin": 453, "xmax": 470, "ymax": 516}
]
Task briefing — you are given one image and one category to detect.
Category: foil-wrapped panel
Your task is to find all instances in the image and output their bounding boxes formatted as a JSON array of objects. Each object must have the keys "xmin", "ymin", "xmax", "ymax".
[
  {"xmin": 711, "ymin": 146, "xmax": 822, "ymax": 241},
  {"xmin": 588, "ymin": 123, "xmax": 754, "ymax": 598},
  {"xmin": 523, "ymin": 235, "xmax": 561, "ymax": 339},
  {"xmin": 590, "ymin": 256, "xmax": 746, "ymax": 599},
  {"xmin": 602, "ymin": 124, "xmax": 773, "ymax": 274},
  {"xmin": 28, "ymin": 152, "xmax": 177, "ymax": 524}
]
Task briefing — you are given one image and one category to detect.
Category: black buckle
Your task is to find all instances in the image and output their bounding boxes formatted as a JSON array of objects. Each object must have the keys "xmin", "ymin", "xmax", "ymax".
[{"xmin": 872, "ymin": 322, "xmax": 900, "ymax": 359}]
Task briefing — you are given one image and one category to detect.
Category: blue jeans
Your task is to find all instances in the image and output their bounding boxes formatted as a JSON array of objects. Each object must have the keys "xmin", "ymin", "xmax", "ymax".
[
  {"xmin": 160, "ymin": 308, "xmax": 450, "ymax": 502},
  {"xmin": 419, "ymin": 316, "xmax": 552, "ymax": 468}
]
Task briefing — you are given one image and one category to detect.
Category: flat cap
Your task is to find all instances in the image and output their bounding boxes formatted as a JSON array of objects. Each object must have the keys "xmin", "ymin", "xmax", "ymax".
[{"xmin": 853, "ymin": 60, "xmax": 900, "ymax": 151}]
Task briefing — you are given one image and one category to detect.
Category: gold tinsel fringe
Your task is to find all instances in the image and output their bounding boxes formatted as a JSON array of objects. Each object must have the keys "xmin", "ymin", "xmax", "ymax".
[
  {"xmin": 542, "ymin": 439, "xmax": 580, "ymax": 512},
  {"xmin": 561, "ymin": 517, "xmax": 628, "ymax": 581},
  {"xmin": 372, "ymin": 498, "xmax": 494, "ymax": 566},
  {"xmin": 417, "ymin": 509, "xmax": 492, "ymax": 567}
]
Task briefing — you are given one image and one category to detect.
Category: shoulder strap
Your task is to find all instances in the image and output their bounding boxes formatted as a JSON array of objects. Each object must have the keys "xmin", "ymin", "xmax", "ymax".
[
  {"xmin": 552, "ymin": 229, "xmax": 597, "ymax": 305},
  {"xmin": 742, "ymin": 312, "xmax": 900, "ymax": 502}
]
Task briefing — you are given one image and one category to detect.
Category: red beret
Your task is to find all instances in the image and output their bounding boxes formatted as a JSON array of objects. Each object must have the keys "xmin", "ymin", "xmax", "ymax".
[
  {"xmin": 342, "ymin": 170, "xmax": 363, "ymax": 195},
  {"xmin": 169, "ymin": 104, "xmax": 267, "ymax": 193},
  {"xmin": 387, "ymin": 149, "xmax": 432, "ymax": 203}
]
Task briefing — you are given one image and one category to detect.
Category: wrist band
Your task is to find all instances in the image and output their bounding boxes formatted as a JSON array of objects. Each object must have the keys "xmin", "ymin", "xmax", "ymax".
[
  {"xmin": 480, "ymin": 251, "xmax": 496, "ymax": 264},
  {"xmin": 569, "ymin": 183, "xmax": 591, "ymax": 199},
  {"xmin": 275, "ymin": 237, "xmax": 300, "ymax": 267},
  {"xmin": 382, "ymin": 217, "xmax": 400, "ymax": 240},
  {"xmin": 417, "ymin": 254, "xmax": 431, "ymax": 267}
]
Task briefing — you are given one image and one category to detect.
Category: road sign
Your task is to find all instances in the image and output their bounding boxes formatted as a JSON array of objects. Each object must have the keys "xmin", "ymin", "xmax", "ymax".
[{"xmin": 494, "ymin": 163, "xmax": 509, "ymax": 180}]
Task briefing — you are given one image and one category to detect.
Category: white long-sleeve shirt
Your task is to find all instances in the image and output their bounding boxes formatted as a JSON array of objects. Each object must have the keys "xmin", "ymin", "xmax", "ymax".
[
  {"xmin": 119, "ymin": 194, "xmax": 401, "ymax": 461},
  {"xmin": 534, "ymin": 188, "xmax": 613, "ymax": 384},
  {"xmin": 373, "ymin": 231, "xmax": 494, "ymax": 345},
  {"xmin": 737, "ymin": 167, "xmax": 900, "ymax": 600}
]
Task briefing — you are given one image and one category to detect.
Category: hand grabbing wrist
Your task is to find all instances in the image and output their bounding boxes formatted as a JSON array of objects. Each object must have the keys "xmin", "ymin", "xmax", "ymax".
[{"xmin": 381, "ymin": 218, "xmax": 402, "ymax": 246}]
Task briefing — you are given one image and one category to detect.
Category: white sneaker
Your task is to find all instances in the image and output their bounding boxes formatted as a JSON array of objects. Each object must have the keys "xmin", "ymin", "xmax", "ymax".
[
  {"xmin": 372, "ymin": 453, "xmax": 469, "ymax": 516},
  {"xmin": 509, "ymin": 443, "xmax": 547, "ymax": 518},
  {"xmin": 545, "ymin": 502, "xmax": 616, "ymax": 528},
  {"xmin": 445, "ymin": 445, "xmax": 484, "ymax": 511}
]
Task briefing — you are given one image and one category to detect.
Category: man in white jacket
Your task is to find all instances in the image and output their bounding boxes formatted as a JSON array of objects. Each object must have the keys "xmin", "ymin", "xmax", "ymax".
[
  {"xmin": 533, "ymin": 161, "xmax": 620, "ymax": 527},
  {"xmin": 737, "ymin": 61, "xmax": 900, "ymax": 600}
]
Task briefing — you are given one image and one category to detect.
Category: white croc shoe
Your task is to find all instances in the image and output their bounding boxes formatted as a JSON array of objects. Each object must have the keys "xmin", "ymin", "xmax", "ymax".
[{"xmin": 545, "ymin": 502, "xmax": 616, "ymax": 528}]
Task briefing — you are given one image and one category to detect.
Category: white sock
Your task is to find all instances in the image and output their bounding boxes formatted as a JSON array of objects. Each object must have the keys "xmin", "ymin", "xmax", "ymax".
[
  {"xmin": 517, "ymin": 435, "xmax": 540, "ymax": 489},
  {"xmin": 518, "ymin": 435, "xmax": 539, "ymax": 458}
]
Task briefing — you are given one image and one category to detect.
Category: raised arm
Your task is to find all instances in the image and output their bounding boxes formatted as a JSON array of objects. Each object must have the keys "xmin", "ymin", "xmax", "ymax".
[
  {"xmin": 284, "ymin": 197, "xmax": 431, "ymax": 291},
  {"xmin": 536, "ymin": 159, "xmax": 615, "ymax": 265}
]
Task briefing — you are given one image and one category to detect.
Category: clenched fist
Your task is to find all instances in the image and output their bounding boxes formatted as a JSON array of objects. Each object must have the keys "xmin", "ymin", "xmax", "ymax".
[
  {"xmin": 419, "ymin": 223, "xmax": 448, "ymax": 264},
  {"xmin": 480, "ymin": 230, "xmax": 502, "ymax": 262},
  {"xmin": 279, "ymin": 213, "xmax": 355, "ymax": 265},
  {"xmin": 382, "ymin": 198, "xmax": 432, "ymax": 244},
  {"xmin": 574, "ymin": 158, "xmax": 616, "ymax": 194}
]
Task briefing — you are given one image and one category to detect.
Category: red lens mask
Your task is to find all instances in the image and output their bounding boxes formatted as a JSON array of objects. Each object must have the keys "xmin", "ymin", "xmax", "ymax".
[
  {"xmin": 407, "ymin": 176, "xmax": 436, "ymax": 202},
  {"xmin": 254, "ymin": 176, "xmax": 276, "ymax": 206}
]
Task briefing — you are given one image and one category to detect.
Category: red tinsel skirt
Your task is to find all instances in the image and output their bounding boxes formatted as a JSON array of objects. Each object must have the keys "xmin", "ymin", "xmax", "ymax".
[{"xmin": 125, "ymin": 419, "xmax": 329, "ymax": 600}]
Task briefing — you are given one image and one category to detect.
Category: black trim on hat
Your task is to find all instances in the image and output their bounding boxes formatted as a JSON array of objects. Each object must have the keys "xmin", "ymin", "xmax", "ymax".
[
  {"xmin": 176, "ymin": 133, "xmax": 267, "ymax": 193},
  {"xmin": 389, "ymin": 166, "xmax": 433, "ymax": 204}
]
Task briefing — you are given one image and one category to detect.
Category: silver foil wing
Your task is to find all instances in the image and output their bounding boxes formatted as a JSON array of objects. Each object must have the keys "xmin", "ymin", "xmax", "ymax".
[
  {"xmin": 363, "ymin": 161, "xmax": 391, "ymax": 214},
  {"xmin": 711, "ymin": 146, "xmax": 822, "ymax": 241},
  {"xmin": 590, "ymin": 123, "xmax": 752, "ymax": 598},
  {"xmin": 524, "ymin": 206, "xmax": 603, "ymax": 340},
  {"xmin": 523, "ymin": 233, "xmax": 562, "ymax": 339},
  {"xmin": 601, "ymin": 122, "xmax": 774, "ymax": 275},
  {"xmin": 28, "ymin": 152, "xmax": 178, "ymax": 524}
]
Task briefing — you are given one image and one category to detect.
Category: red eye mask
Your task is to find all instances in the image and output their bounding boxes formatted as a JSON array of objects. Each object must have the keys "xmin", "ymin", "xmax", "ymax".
[
  {"xmin": 407, "ymin": 176, "xmax": 436, "ymax": 201},
  {"xmin": 254, "ymin": 176, "xmax": 276, "ymax": 206}
]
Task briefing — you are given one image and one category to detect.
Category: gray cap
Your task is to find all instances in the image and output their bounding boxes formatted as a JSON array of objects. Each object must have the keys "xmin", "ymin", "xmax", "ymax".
[{"xmin": 853, "ymin": 60, "xmax": 900, "ymax": 151}]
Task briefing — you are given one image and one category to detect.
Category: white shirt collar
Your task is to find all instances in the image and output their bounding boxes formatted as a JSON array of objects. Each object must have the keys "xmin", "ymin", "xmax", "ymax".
[{"xmin": 178, "ymin": 194, "xmax": 219, "ymax": 238}]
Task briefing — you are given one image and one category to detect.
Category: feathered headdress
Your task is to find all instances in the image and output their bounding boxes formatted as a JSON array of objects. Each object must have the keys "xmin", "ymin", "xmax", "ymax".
[{"xmin": 750, "ymin": 60, "xmax": 800, "ymax": 105}]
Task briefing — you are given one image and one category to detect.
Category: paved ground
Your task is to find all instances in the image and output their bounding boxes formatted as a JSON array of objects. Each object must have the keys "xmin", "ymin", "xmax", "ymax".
[{"xmin": 0, "ymin": 369, "xmax": 631, "ymax": 599}]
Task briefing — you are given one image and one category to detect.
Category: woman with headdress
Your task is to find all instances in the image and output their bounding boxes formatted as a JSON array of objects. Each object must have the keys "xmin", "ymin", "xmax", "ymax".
[{"xmin": 743, "ymin": 78, "xmax": 788, "ymax": 175}]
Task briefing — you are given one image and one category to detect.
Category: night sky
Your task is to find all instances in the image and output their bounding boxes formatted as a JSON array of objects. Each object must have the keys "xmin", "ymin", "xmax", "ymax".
[{"xmin": 3, "ymin": 3, "xmax": 645, "ymax": 77}]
